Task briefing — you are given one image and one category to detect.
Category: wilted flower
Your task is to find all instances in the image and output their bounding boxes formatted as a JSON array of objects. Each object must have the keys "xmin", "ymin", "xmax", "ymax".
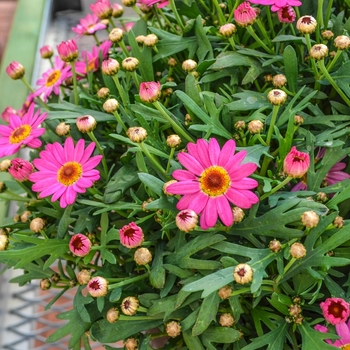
[
  {"xmin": 69, "ymin": 234, "xmax": 92, "ymax": 257},
  {"xmin": 283, "ymin": 147, "xmax": 310, "ymax": 178},
  {"xmin": 233, "ymin": 263, "xmax": 253, "ymax": 284},
  {"xmin": 121, "ymin": 296, "xmax": 139, "ymax": 315},
  {"xmin": 320, "ymin": 298, "xmax": 350, "ymax": 325},
  {"xmin": 119, "ymin": 222, "xmax": 144, "ymax": 248}
]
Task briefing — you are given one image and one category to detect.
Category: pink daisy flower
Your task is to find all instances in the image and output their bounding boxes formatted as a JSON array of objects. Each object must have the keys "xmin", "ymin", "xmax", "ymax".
[
  {"xmin": 75, "ymin": 40, "xmax": 112, "ymax": 76},
  {"xmin": 249, "ymin": 0, "xmax": 302, "ymax": 12},
  {"xmin": 69, "ymin": 234, "xmax": 92, "ymax": 257},
  {"xmin": 166, "ymin": 138, "xmax": 259, "ymax": 229},
  {"xmin": 0, "ymin": 103, "xmax": 47, "ymax": 158},
  {"xmin": 29, "ymin": 137, "xmax": 103, "ymax": 208},
  {"xmin": 283, "ymin": 146, "xmax": 310, "ymax": 178},
  {"xmin": 119, "ymin": 222, "xmax": 144, "ymax": 248},
  {"xmin": 315, "ymin": 320, "xmax": 350, "ymax": 348},
  {"xmin": 90, "ymin": 0, "xmax": 113, "ymax": 20},
  {"xmin": 320, "ymin": 298, "xmax": 350, "ymax": 325},
  {"xmin": 34, "ymin": 56, "xmax": 71, "ymax": 102},
  {"xmin": 72, "ymin": 13, "xmax": 107, "ymax": 37}
]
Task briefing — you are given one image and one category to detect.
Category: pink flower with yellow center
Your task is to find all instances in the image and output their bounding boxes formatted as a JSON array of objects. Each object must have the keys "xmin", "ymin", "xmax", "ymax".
[
  {"xmin": 69, "ymin": 234, "xmax": 92, "ymax": 257},
  {"xmin": 34, "ymin": 56, "xmax": 71, "ymax": 102},
  {"xmin": 315, "ymin": 321, "xmax": 350, "ymax": 348},
  {"xmin": 75, "ymin": 40, "xmax": 112, "ymax": 76},
  {"xmin": 119, "ymin": 222, "xmax": 144, "ymax": 248},
  {"xmin": 166, "ymin": 138, "xmax": 259, "ymax": 229},
  {"xmin": 0, "ymin": 103, "xmax": 47, "ymax": 158},
  {"xmin": 57, "ymin": 39, "xmax": 79, "ymax": 62},
  {"xmin": 29, "ymin": 137, "xmax": 102, "ymax": 208},
  {"xmin": 72, "ymin": 13, "xmax": 107, "ymax": 37},
  {"xmin": 18, "ymin": 93, "xmax": 35, "ymax": 117},
  {"xmin": 249, "ymin": 0, "xmax": 301, "ymax": 12},
  {"xmin": 320, "ymin": 298, "xmax": 350, "ymax": 325}
]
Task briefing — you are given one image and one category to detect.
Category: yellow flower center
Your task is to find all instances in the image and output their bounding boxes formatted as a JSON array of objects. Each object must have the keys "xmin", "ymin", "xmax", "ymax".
[
  {"xmin": 341, "ymin": 345, "xmax": 350, "ymax": 350},
  {"xmin": 199, "ymin": 166, "xmax": 231, "ymax": 197},
  {"xmin": 57, "ymin": 162, "xmax": 83, "ymax": 186},
  {"xmin": 45, "ymin": 70, "xmax": 61, "ymax": 87},
  {"xmin": 87, "ymin": 59, "xmax": 96, "ymax": 72},
  {"xmin": 9, "ymin": 125, "xmax": 31, "ymax": 144}
]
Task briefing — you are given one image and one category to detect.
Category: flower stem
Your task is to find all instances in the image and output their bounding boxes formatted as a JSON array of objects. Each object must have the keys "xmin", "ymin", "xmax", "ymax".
[
  {"xmin": 20, "ymin": 77, "xmax": 49, "ymax": 110},
  {"xmin": 138, "ymin": 142, "xmax": 166, "ymax": 175},
  {"xmin": 169, "ymin": 0, "xmax": 185, "ymax": 31},
  {"xmin": 316, "ymin": 0, "xmax": 324, "ymax": 42},
  {"xmin": 246, "ymin": 26, "xmax": 274, "ymax": 54},
  {"xmin": 260, "ymin": 176, "xmax": 293, "ymax": 201},
  {"xmin": 118, "ymin": 40, "xmax": 130, "ymax": 56},
  {"xmin": 325, "ymin": 49, "xmax": 342, "ymax": 72},
  {"xmin": 318, "ymin": 58, "xmax": 350, "ymax": 107},
  {"xmin": 324, "ymin": 0, "xmax": 333, "ymax": 29},
  {"xmin": 131, "ymin": 71, "xmax": 140, "ymax": 90},
  {"xmin": 211, "ymin": 0, "xmax": 226, "ymax": 25},
  {"xmin": 70, "ymin": 61, "xmax": 79, "ymax": 105},
  {"xmin": 108, "ymin": 273, "xmax": 149, "ymax": 290},
  {"xmin": 275, "ymin": 257, "xmax": 296, "ymax": 283},
  {"xmin": 87, "ymin": 131, "xmax": 108, "ymax": 178},
  {"xmin": 304, "ymin": 34, "xmax": 320, "ymax": 82},
  {"xmin": 266, "ymin": 104, "xmax": 280, "ymax": 146},
  {"xmin": 112, "ymin": 75, "xmax": 129, "ymax": 108},
  {"xmin": 166, "ymin": 147, "xmax": 175, "ymax": 175},
  {"xmin": 113, "ymin": 110, "xmax": 128, "ymax": 132},
  {"xmin": 108, "ymin": 18, "xmax": 116, "ymax": 28}
]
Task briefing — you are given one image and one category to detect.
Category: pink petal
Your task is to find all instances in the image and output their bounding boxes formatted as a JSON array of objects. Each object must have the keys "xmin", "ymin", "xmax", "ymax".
[
  {"xmin": 229, "ymin": 163, "xmax": 257, "ymax": 181},
  {"xmin": 64, "ymin": 138, "xmax": 74, "ymax": 162},
  {"xmin": 335, "ymin": 323, "xmax": 350, "ymax": 344},
  {"xmin": 82, "ymin": 155, "xmax": 103, "ymax": 171},
  {"xmin": 177, "ymin": 153, "xmax": 204, "ymax": 176},
  {"xmin": 73, "ymin": 138, "xmax": 86, "ymax": 162},
  {"xmin": 177, "ymin": 193, "xmax": 201, "ymax": 210},
  {"xmin": 200, "ymin": 197, "xmax": 218, "ymax": 229},
  {"xmin": 172, "ymin": 169, "xmax": 197, "ymax": 181},
  {"xmin": 80, "ymin": 141, "xmax": 96, "ymax": 164},
  {"xmin": 218, "ymin": 140, "xmax": 236, "ymax": 167},
  {"xmin": 195, "ymin": 139, "xmax": 211, "ymax": 168},
  {"xmin": 225, "ymin": 188, "xmax": 259, "ymax": 208},
  {"xmin": 208, "ymin": 138, "xmax": 220, "ymax": 165},
  {"xmin": 230, "ymin": 177, "xmax": 258, "ymax": 190},
  {"xmin": 167, "ymin": 181, "xmax": 200, "ymax": 195},
  {"xmin": 216, "ymin": 195, "xmax": 233, "ymax": 226}
]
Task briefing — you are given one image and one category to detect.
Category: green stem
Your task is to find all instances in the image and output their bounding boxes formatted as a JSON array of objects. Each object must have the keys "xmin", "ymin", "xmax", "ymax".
[
  {"xmin": 0, "ymin": 191, "xmax": 31, "ymax": 202},
  {"xmin": 118, "ymin": 40, "xmax": 130, "ymax": 56},
  {"xmin": 266, "ymin": 6, "xmax": 276, "ymax": 37},
  {"xmin": 87, "ymin": 131, "xmax": 108, "ymax": 178},
  {"xmin": 260, "ymin": 176, "xmax": 293, "ymax": 201},
  {"xmin": 256, "ymin": 18, "xmax": 273, "ymax": 50},
  {"xmin": 108, "ymin": 18, "xmax": 116, "ymax": 28},
  {"xmin": 246, "ymin": 26, "xmax": 274, "ymax": 54},
  {"xmin": 153, "ymin": 101, "xmax": 195, "ymax": 142},
  {"xmin": 318, "ymin": 59, "xmax": 350, "ymax": 107},
  {"xmin": 112, "ymin": 75, "xmax": 129, "ymax": 108},
  {"xmin": 93, "ymin": 33, "xmax": 100, "ymax": 45},
  {"xmin": 132, "ymin": 4, "xmax": 144, "ymax": 18},
  {"xmin": 166, "ymin": 147, "xmax": 175, "ymax": 175},
  {"xmin": 275, "ymin": 257, "xmax": 296, "ymax": 283},
  {"xmin": 17, "ymin": 181, "xmax": 36, "ymax": 199},
  {"xmin": 211, "ymin": 0, "xmax": 226, "ymax": 25},
  {"xmin": 316, "ymin": 0, "xmax": 324, "ymax": 42},
  {"xmin": 131, "ymin": 71, "xmax": 140, "ymax": 90},
  {"xmin": 324, "ymin": 0, "xmax": 334, "ymax": 29},
  {"xmin": 266, "ymin": 104, "xmax": 280, "ymax": 146},
  {"xmin": 113, "ymin": 110, "xmax": 128, "ymax": 132},
  {"xmin": 304, "ymin": 34, "xmax": 320, "ymax": 83},
  {"xmin": 108, "ymin": 273, "xmax": 149, "ymax": 290},
  {"xmin": 70, "ymin": 61, "xmax": 79, "ymax": 105},
  {"xmin": 325, "ymin": 49, "xmax": 342, "ymax": 72},
  {"xmin": 169, "ymin": 0, "xmax": 185, "ymax": 31},
  {"xmin": 20, "ymin": 77, "xmax": 49, "ymax": 110},
  {"xmin": 138, "ymin": 142, "xmax": 166, "ymax": 175}
]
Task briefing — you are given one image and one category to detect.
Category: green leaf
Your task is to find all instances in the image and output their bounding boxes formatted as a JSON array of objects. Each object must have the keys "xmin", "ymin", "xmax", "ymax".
[
  {"xmin": 138, "ymin": 173, "xmax": 165, "ymax": 197},
  {"xmin": 201, "ymin": 326, "xmax": 242, "ymax": 350},
  {"xmin": 299, "ymin": 322, "xmax": 339, "ymax": 350},
  {"xmin": 225, "ymin": 90, "xmax": 270, "ymax": 111},
  {"xmin": 194, "ymin": 15, "xmax": 213, "ymax": 62},
  {"xmin": 183, "ymin": 329, "xmax": 204, "ymax": 350},
  {"xmin": 150, "ymin": 242, "xmax": 166, "ymax": 289},
  {"xmin": 57, "ymin": 204, "xmax": 75, "ymax": 239},
  {"xmin": 284, "ymin": 45, "xmax": 298, "ymax": 93}
]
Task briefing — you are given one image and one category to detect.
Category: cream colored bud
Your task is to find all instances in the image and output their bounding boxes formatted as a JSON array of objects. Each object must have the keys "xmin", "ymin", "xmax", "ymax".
[
  {"xmin": 316, "ymin": 192, "xmax": 328, "ymax": 202},
  {"xmin": 218, "ymin": 285, "xmax": 232, "ymax": 299},
  {"xmin": 290, "ymin": 242, "xmax": 307, "ymax": 259},
  {"xmin": 219, "ymin": 23, "xmax": 237, "ymax": 37},
  {"xmin": 182, "ymin": 59, "xmax": 197, "ymax": 72},
  {"xmin": 269, "ymin": 239, "xmax": 281, "ymax": 253},
  {"xmin": 166, "ymin": 134, "xmax": 181, "ymax": 148},
  {"xmin": 121, "ymin": 296, "xmax": 139, "ymax": 315},
  {"xmin": 136, "ymin": 35, "xmax": 146, "ymax": 45},
  {"xmin": 294, "ymin": 315, "xmax": 304, "ymax": 324},
  {"xmin": 40, "ymin": 278, "xmax": 51, "ymax": 291},
  {"xmin": 0, "ymin": 234, "xmax": 9, "ymax": 251},
  {"xmin": 248, "ymin": 120, "xmax": 264, "ymax": 134},
  {"xmin": 127, "ymin": 127, "xmax": 147, "ymax": 142},
  {"xmin": 106, "ymin": 307, "xmax": 120, "ymax": 323},
  {"xmin": 289, "ymin": 304, "xmax": 302, "ymax": 317},
  {"xmin": 333, "ymin": 215, "xmax": 344, "ymax": 228},
  {"xmin": 0, "ymin": 181, "xmax": 6, "ymax": 193},
  {"xmin": 134, "ymin": 247, "xmax": 152, "ymax": 265},
  {"xmin": 76, "ymin": 115, "xmax": 97, "ymax": 133},
  {"xmin": 20, "ymin": 210, "xmax": 31, "ymax": 223},
  {"xmin": 166, "ymin": 321, "xmax": 181, "ymax": 338},
  {"xmin": 122, "ymin": 57, "xmax": 139, "ymax": 72},
  {"xmin": 77, "ymin": 269, "xmax": 92, "ymax": 285},
  {"xmin": 272, "ymin": 74, "xmax": 287, "ymax": 88},
  {"xmin": 232, "ymin": 206, "xmax": 245, "ymax": 223},
  {"xmin": 322, "ymin": 30, "xmax": 334, "ymax": 40},
  {"xmin": 30, "ymin": 218, "xmax": 45, "ymax": 232},
  {"xmin": 144, "ymin": 34, "xmax": 158, "ymax": 47},
  {"xmin": 264, "ymin": 74, "xmax": 273, "ymax": 82},
  {"xmin": 124, "ymin": 338, "xmax": 138, "ymax": 350},
  {"xmin": 109, "ymin": 28, "xmax": 124, "ymax": 42},
  {"xmin": 309, "ymin": 44, "xmax": 328, "ymax": 60},
  {"xmin": 301, "ymin": 210, "xmax": 319, "ymax": 228},
  {"xmin": 219, "ymin": 313, "xmax": 235, "ymax": 327},
  {"xmin": 334, "ymin": 35, "xmax": 350, "ymax": 50},
  {"xmin": 168, "ymin": 57, "xmax": 177, "ymax": 67},
  {"xmin": 0, "ymin": 159, "xmax": 12, "ymax": 172},
  {"xmin": 234, "ymin": 120, "xmax": 245, "ymax": 131},
  {"xmin": 267, "ymin": 89, "xmax": 287, "ymax": 105},
  {"xmin": 97, "ymin": 87, "xmax": 110, "ymax": 99},
  {"xmin": 294, "ymin": 115, "xmax": 304, "ymax": 125},
  {"xmin": 233, "ymin": 263, "xmax": 253, "ymax": 284},
  {"xmin": 163, "ymin": 180, "xmax": 177, "ymax": 196},
  {"xmin": 56, "ymin": 122, "xmax": 70, "ymax": 136},
  {"xmin": 297, "ymin": 16, "xmax": 317, "ymax": 34},
  {"xmin": 103, "ymin": 98, "xmax": 119, "ymax": 113}
]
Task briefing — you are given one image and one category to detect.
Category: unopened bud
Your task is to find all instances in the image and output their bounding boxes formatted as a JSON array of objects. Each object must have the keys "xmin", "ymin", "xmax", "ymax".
[
  {"xmin": 218, "ymin": 285, "xmax": 232, "ymax": 299},
  {"xmin": 294, "ymin": 115, "xmax": 304, "ymax": 125},
  {"xmin": 134, "ymin": 247, "xmax": 152, "ymax": 265},
  {"xmin": 56, "ymin": 122, "xmax": 70, "ymax": 136},
  {"xmin": 0, "ymin": 159, "xmax": 12, "ymax": 171},
  {"xmin": 127, "ymin": 127, "xmax": 147, "ymax": 142},
  {"xmin": 143, "ymin": 34, "xmax": 158, "ymax": 47},
  {"xmin": 233, "ymin": 263, "xmax": 253, "ymax": 284},
  {"xmin": 124, "ymin": 338, "xmax": 138, "ymax": 350},
  {"xmin": 77, "ymin": 269, "xmax": 92, "ymax": 285},
  {"xmin": 322, "ymin": 30, "xmax": 334, "ymax": 40},
  {"xmin": 20, "ymin": 211, "xmax": 31, "ymax": 223},
  {"xmin": 121, "ymin": 296, "xmax": 139, "ymax": 315},
  {"xmin": 301, "ymin": 210, "xmax": 319, "ymax": 228},
  {"xmin": 122, "ymin": 57, "xmax": 139, "ymax": 72},
  {"xmin": 106, "ymin": 307, "xmax": 120, "ymax": 323},
  {"xmin": 269, "ymin": 239, "xmax": 281, "ymax": 253},
  {"xmin": 30, "ymin": 218, "xmax": 45, "ymax": 232},
  {"xmin": 333, "ymin": 216, "xmax": 344, "ymax": 228},
  {"xmin": 166, "ymin": 134, "xmax": 181, "ymax": 148},
  {"xmin": 182, "ymin": 59, "xmax": 197, "ymax": 72},
  {"xmin": 76, "ymin": 115, "xmax": 97, "ymax": 133},
  {"xmin": 168, "ymin": 57, "xmax": 177, "ymax": 67},
  {"xmin": 109, "ymin": 28, "xmax": 124, "ymax": 42},
  {"xmin": 103, "ymin": 98, "xmax": 119, "ymax": 113},
  {"xmin": 334, "ymin": 35, "xmax": 350, "ymax": 50},
  {"xmin": 175, "ymin": 209, "xmax": 198, "ymax": 232},
  {"xmin": 267, "ymin": 89, "xmax": 287, "ymax": 105},
  {"xmin": 219, "ymin": 313, "xmax": 235, "ymax": 327},
  {"xmin": 165, "ymin": 321, "xmax": 181, "ymax": 338},
  {"xmin": 297, "ymin": 16, "xmax": 317, "ymax": 34},
  {"xmin": 290, "ymin": 242, "xmax": 307, "ymax": 259},
  {"xmin": 97, "ymin": 87, "xmax": 110, "ymax": 99},
  {"xmin": 248, "ymin": 120, "xmax": 264, "ymax": 134},
  {"xmin": 272, "ymin": 74, "xmax": 287, "ymax": 88},
  {"xmin": 40, "ymin": 278, "xmax": 51, "ymax": 291},
  {"xmin": 232, "ymin": 206, "xmax": 245, "ymax": 223},
  {"xmin": 289, "ymin": 304, "xmax": 302, "ymax": 317},
  {"xmin": 219, "ymin": 23, "xmax": 237, "ymax": 37}
]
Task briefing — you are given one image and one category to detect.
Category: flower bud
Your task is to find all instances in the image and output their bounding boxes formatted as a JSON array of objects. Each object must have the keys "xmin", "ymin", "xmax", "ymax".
[
  {"xmin": 163, "ymin": 180, "xmax": 177, "ymax": 196},
  {"xmin": 122, "ymin": 57, "xmax": 139, "ymax": 72},
  {"xmin": 77, "ymin": 269, "xmax": 92, "ymax": 285},
  {"xmin": 316, "ymin": 192, "xmax": 328, "ymax": 203},
  {"xmin": 185, "ymin": 113, "xmax": 192, "ymax": 126},
  {"xmin": 272, "ymin": 74, "xmax": 287, "ymax": 88},
  {"xmin": 301, "ymin": 210, "xmax": 319, "ymax": 228},
  {"xmin": 289, "ymin": 304, "xmax": 302, "ymax": 317},
  {"xmin": 20, "ymin": 210, "xmax": 31, "ymax": 223},
  {"xmin": 290, "ymin": 242, "xmax": 307, "ymax": 259},
  {"xmin": 30, "ymin": 218, "xmax": 45, "ymax": 232},
  {"xmin": 51, "ymin": 273, "xmax": 60, "ymax": 283},
  {"xmin": 297, "ymin": 16, "xmax": 317, "ymax": 34},
  {"xmin": 232, "ymin": 206, "xmax": 245, "ymax": 223},
  {"xmin": 166, "ymin": 134, "xmax": 181, "ymax": 148},
  {"xmin": 124, "ymin": 338, "xmax": 138, "ymax": 350},
  {"xmin": 234, "ymin": 2, "xmax": 257, "ymax": 27},
  {"xmin": 294, "ymin": 115, "xmax": 304, "ymax": 125},
  {"xmin": 6, "ymin": 61, "xmax": 25, "ymax": 79},
  {"xmin": 234, "ymin": 121, "xmax": 245, "ymax": 131},
  {"xmin": 103, "ymin": 98, "xmax": 119, "ymax": 113},
  {"xmin": 40, "ymin": 45, "xmax": 54, "ymax": 59},
  {"xmin": 219, "ymin": 313, "xmax": 235, "ymax": 327},
  {"xmin": 219, "ymin": 23, "xmax": 237, "ymax": 37},
  {"xmin": 134, "ymin": 247, "xmax": 152, "ymax": 265},
  {"xmin": 269, "ymin": 239, "xmax": 281, "ymax": 253},
  {"xmin": 112, "ymin": 3, "xmax": 124, "ymax": 18},
  {"xmin": 8, "ymin": 158, "xmax": 33, "ymax": 182},
  {"xmin": 182, "ymin": 59, "xmax": 197, "ymax": 72},
  {"xmin": 90, "ymin": 0, "xmax": 113, "ymax": 19},
  {"xmin": 97, "ymin": 87, "xmax": 110, "ymax": 99},
  {"xmin": 106, "ymin": 307, "xmax": 120, "ymax": 323},
  {"xmin": 56, "ymin": 122, "xmax": 70, "ymax": 136},
  {"xmin": 248, "ymin": 120, "xmax": 264, "ymax": 134},
  {"xmin": 267, "ymin": 89, "xmax": 287, "ymax": 105},
  {"xmin": 333, "ymin": 215, "xmax": 344, "ymax": 228},
  {"xmin": 136, "ymin": 35, "xmax": 146, "ymax": 45},
  {"xmin": 334, "ymin": 35, "xmax": 350, "ymax": 50},
  {"xmin": 102, "ymin": 58, "xmax": 120, "ymax": 76},
  {"xmin": 284, "ymin": 147, "xmax": 310, "ymax": 178},
  {"xmin": 166, "ymin": 321, "xmax": 181, "ymax": 338},
  {"xmin": 88, "ymin": 276, "xmax": 109, "ymax": 297},
  {"xmin": 109, "ymin": 28, "xmax": 124, "ymax": 43},
  {"xmin": 294, "ymin": 315, "xmax": 304, "ymax": 324},
  {"xmin": 175, "ymin": 209, "xmax": 198, "ymax": 232},
  {"xmin": 168, "ymin": 57, "xmax": 177, "ymax": 67},
  {"xmin": 162, "ymin": 87, "xmax": 173, "ymax": 97},
  {"xmin": 218, "ymin": 285, "xmax": 232, "ymax": 299},
  {"xmin": 121, "ymin": 296, "xmax": 139, "ymax": 315},
  {"xmin": 264, "ymin": 74, "xmax": 273, "ymax": 82},
  {"xmin": 40, "ymin": 278, "xmax": 51, "ymax": 291},
  {"xmin": 1, "ymin": 106, "xmax": 16, "ymax": 123},
  {"xmin": 322, "ymin": 30, "xmax": 334, "ymax": 40},
  {"xmin": 144, "ymin": 34, "xmax": 158, "ymax": 47},
  {"xmin": 127, "ymin": 126, "xmax": 147, "ymax": 143},
  {"xmin": 57, "ymin": 39, "xmax": 78, "ymax": 62},
  {"xmin": 0, "ymin": 159, "xmax": 11, "ymax": 172},
  {"xmin": 122, "ymin": 0, "xmax": 137, "ymax": 6},
  {"xmin": 139, "ymin": 81, "xmax": 161, "ymax": 103},
  {"xmin": 233, "ymin": 263, "xmax": 253, "ymax": 284},
  {"xmin": 309, "ymin": 44, "xmax": 329, "ymax": 60},
  {"xmin": 0, "ymin": 233, "xmax": 9, "ymax": 251},
  {"xmin": 0, "ymin": 181, "xmax": 6, "ymax": 193},
  {"xmin": 76, "ymin": 115, "xmax": 97, "ymax": 133},
  {"xmin": 69, "ymin": 234, "xmax": 92, "ymax": 257}
]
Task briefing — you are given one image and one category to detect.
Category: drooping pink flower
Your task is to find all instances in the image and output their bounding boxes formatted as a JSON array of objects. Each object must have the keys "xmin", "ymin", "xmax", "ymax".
[
  {"xmin": 139, "ymin": 81, "xmax": 161, "ymax": 103},
  {"xmin": 90, "ymin": 0, "xmax": 113, "ymax": 19},
  {"xmin": 138, "ymin": 0, "xmax": 169, "ymax": 8},
  {"xmin": 75, "ymin": 40, "xmax": 112, "ymax": 76},
  {"xmin": 8, "ymin": 158, "xmax": 34, "ymax": 182},
  {"xmin": 6, "ymin": 61, "xmax": 25, "ymax": 80},
  {"xmin": 320, "ymin": 298, "xmax": 350, "ymax": 325},
  {"xmin": 69, "ymin": 234, "xmax": 92, "ymax": 257},
  {"xmin": 1, "ymin": 106, "xmax": 17, "ymax": 123},
  {"xmin": 315, "ymin": 320, "xmax": 350, "ymax": 347},
  {"xmin": 88, "ymin": 276, "xmax": 109, "ymax": 297},
  {"xmin": 277, "ymin": 6, "xmax": 296, "ymax": 23},
  {"xmin": 234, "ymin": 2, "xmax": 258, "ymax": 27},
  {"xmin": 166, "ymin": 138, "xmax": 259, "ymax": 229},
  {"xmin": 249, "ymin": 0, "xmax": 302, "ymax": 12},
  {"xmin": 34, "ymin": 56, "xmax": 71, "ymax": 102},
  {"xmin": 29, "ymin": 137, "xmax": 103, "ymax": 208},
  {"xmin": 119, "ymin": 222, "xmax": 144, "ymax": 248},
  {"xmin": 72, "ymin": 13, "xmax": 107, "ymax": 37},
  {"xmin": 57, "ymin": 39, "xmax": 79, "ymax": 62},
  {"xmin": 0, "ymin": 103, "xmax": 47, "ymax": 158},
  {"xmin": 283, "ymin": 146, "xmax": 310, "ymax": 178}
]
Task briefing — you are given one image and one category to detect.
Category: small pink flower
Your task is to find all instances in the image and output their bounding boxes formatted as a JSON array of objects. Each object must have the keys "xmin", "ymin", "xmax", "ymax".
[
  {"xmin": 87, "ymin": 276, "xmax": 108, "ymax": 297},
  {"xmin": 283, "ymin": 146, "xmax": 310, "ymax": 178},
  {"xmin": 119, "ymin": 222, "xmax": 144, "ymax": 248},
  {"xmin": 249, "ymin": 0, "xmax": 302, "ymax": 12},
  {"xmin": 139, "ymin": 81, "xmax": 161, "ymax": 103},
  {"xmin": 8, "ymin": 158, "xmax": 34, "ymax": 182},
  {"xmin": 57, "ymin": 39, "xmax": 79, "ymax": 62},
  {"xmin": 1, "ymin": 106, "xmax": 17, "ymax": 123},
  {"xmin": 17, "ymin": 93, "xmax": 36, "ymax": 117},
  {"xmin": 40, "ymin": 45, "xmax": 54, "ymax": 59},
  {"xmin": 320, "ymin": 298, "xmax": 350, "ymax": 325},
  {"xmin": 166, "ymin": 138, "xmax": 259, "ymax": 229},
  {"xmin": 0, "ymin": 103, "xmax": 47, "ymax": 158},
  {"xmin": 277, "ymin": 6, "xmax": 296, "ymax": 23},
  {"xmin": 6, "ymin": 61, "xmax": 25, "ymax": 79},
  {"xmin": 315, "ymin": 320, "xmax": 350, "ymax": 347},
  {"xmin": 69, "ymin": 234, "xmax": 92, "ymax": 257},
  {"xmin": 72, "ymin": 13, "xmax": 107, "ymax": 37},
  {"xmin": 175, "ymin": 209, "xmax": 198, "ymax": 232},
  {"xmin": 90, "ymin": 0, "xmax": 113, "ymax": 19},
  {"xmin": 234, "ymin": 2, "xmax": 258, "ymax": 27}
]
